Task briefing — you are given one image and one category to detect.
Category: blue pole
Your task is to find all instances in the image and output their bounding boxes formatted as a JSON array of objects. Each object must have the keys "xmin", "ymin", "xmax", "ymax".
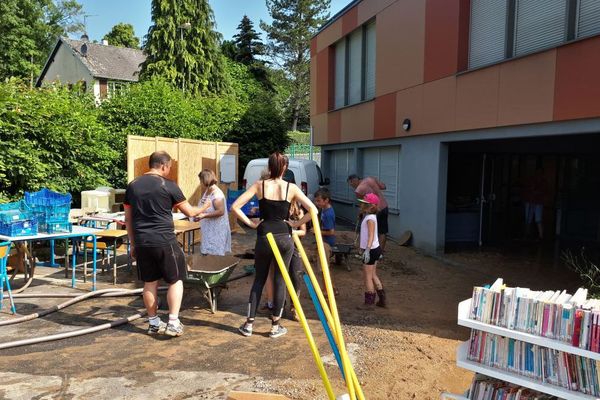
[{"xmin": 303, "ymin": 273, "xmax": 345, "ymax": 379}]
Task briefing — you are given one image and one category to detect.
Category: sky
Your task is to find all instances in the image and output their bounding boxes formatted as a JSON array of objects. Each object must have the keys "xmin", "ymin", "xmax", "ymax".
[{"xmin": 76, "ymin": 0, "xmax": 351, "ymax": 44}]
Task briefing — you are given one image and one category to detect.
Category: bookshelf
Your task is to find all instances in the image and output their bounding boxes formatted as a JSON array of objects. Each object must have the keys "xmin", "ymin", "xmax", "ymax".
[
  {"xmin": 458, "ymin": 298, "xmax": 600, "ymax": 361},
  {"xmin": 456, "ymin": 341, "xmax": 598, "ymax": 400},
  {"xmin": 443, "ymin": 295, "xmax": 600, "ymax": 400}
]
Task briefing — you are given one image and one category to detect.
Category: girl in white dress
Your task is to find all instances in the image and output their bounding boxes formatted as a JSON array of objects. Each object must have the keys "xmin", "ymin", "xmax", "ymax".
[{"xmin": 195, "ymin": 169, "xmax": 231, "ymax": 256}]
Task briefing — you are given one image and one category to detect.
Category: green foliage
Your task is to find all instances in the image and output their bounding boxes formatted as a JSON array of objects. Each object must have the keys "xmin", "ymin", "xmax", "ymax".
[
  {"xmin": 261, "ymin": 0, "xmax": 330, "ymax": 131},
  {"xmin": 288, "ymin": 130, "xmax": 310, "ymax": 144},
  {"xmin": 141, "ymin": 0, "xmax": 227, "ymax": 95},
  {"xmin": 0, "ymin": 79, "xmax": 118, "ymax": 202},
  {"xmin": 0, "ymin": 0, "xmax": 84, "ymax": 81},
  {"xmin": 103, "ymin": 22, "xmax": 140, "ymax": 48}
]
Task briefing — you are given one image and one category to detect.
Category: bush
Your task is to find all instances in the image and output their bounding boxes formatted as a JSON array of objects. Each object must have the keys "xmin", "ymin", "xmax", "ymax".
[{"xmin": 0, "ymin": 79, "xmax": 118, "ymax": 202}]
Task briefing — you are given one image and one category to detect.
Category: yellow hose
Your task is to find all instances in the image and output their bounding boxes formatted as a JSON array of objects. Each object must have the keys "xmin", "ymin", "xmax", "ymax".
[
  {"xmin": 266, "ymin": 233, "xmax": 336, "ymax": 400},
  {"xmin": 292, "ymin": 233, "xmax": 365, "ymax": 400},
  {"xmin": 309, "ymin": 209, "xmax": 357, "ymax": 400}
]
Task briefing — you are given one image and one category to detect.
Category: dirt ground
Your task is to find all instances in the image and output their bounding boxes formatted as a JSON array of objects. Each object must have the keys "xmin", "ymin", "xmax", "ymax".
[{"xmin": 0, "ymin": 225, "xmax": 584, "ymax": 400}]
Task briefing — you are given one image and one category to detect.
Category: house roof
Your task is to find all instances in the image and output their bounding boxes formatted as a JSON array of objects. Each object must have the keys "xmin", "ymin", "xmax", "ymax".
[{"xmin": 37, "ymin": 37, "xmax": 146, "ymax": 86}]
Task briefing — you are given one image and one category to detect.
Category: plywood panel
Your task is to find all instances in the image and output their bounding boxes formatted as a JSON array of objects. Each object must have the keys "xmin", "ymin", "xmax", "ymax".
[{"xmin": 127, "ymin": 135, "xmax": 238, "ymax": 202}]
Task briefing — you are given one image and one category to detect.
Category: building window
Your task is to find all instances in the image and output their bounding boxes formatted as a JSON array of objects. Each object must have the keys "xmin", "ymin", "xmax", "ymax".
[
  {"xmin": 469, "ymin": 0, "xmax": 600, "ymax": 70},
  {"xmin": 333, "ymin": 21, "xmax": 376, "ymax": 109},
  {"xmin": 328, "ymin": 149, "xmax": 355, "ymax": 201},
  {"xmin": 577, "ymin": 0, "xmax": 600, "ymax": 39},
  {"xmin": 360, "ymin": 146, "xmax": 400, "ymax": 211},
  {"xmin": 107, "ymin": 81, "xmax": 128, "ymax": 98}
]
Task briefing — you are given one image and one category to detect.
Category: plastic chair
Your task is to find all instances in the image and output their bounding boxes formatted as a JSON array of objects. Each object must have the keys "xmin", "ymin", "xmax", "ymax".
[{"xmin": 0, "ymin": 241, "xmax": 16, "ymax": 314}]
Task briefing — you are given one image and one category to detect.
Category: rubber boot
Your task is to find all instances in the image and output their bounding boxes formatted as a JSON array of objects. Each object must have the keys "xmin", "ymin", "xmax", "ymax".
[
  {"xmin": 357, "ymin": 292, "xmax": 376, "ymax": 310},
  {"xmin": 376, "ymin": 288, "xmax": 386, "ymax": 308}
]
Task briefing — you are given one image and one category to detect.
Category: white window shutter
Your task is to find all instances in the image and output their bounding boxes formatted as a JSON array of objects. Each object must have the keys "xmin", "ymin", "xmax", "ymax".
[
  {"xmin": 364, "ymin": 22, "xmax": 376, "ymax": 100},
  {"xmin": 578, "ymin": 0, "xmax": 600, "ymax": 39},
  {"xmin": 469, "ymin": 0, "xmax": 508, "ymax": 69},
  {"xmin": 514, "ymin": 0, "xmax": 567, "ymax": 57},
  {"xmin": 347, "ymin": 29, "xmax": 363, "ymax": 105},
  {"xmin": 334, "ymin": 40, "xmax": 346, "ymax": 109}
]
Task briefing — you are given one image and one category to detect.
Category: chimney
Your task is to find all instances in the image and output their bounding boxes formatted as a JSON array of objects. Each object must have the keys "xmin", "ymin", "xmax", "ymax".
[
  {"xmin": 102, "ymin": 39, "xmax": 109, "ymax": 46},
  {"xmin": 80, "ymin": 33, "xmax": 89, "ymax": 42}
]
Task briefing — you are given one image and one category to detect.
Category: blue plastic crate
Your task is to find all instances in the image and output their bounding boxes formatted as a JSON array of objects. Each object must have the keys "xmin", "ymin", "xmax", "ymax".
[
  {"xmin": 226, "ymin": 189, "xmax": 259, "ymax": 217},
  {"xmin": 0, "ymin": 201, "xmax": 35, "ymax": 224},
  {"xmin": 0, "ymin": 218, "xmax": 38, "ymax": 237},
  {"xmin": 39, "ymin": 219, "xmax": 72, "ymax": 234},
  {"xmin": 25, "ymin": 189, "xmax": 71, "ymax": 222}
]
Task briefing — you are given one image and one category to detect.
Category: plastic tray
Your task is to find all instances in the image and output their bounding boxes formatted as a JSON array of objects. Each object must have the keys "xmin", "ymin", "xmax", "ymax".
[{"xmin": 0, "ymin": 219, "xmax": 38, "ymax": 237}]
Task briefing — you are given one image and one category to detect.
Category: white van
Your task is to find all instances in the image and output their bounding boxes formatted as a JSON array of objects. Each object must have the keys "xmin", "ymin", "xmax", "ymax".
[{"xmin": 242, "ymin": 158, "xmax": 329, "ymax": 199}]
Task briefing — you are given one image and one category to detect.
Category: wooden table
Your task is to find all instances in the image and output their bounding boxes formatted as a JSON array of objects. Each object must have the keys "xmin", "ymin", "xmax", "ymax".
[
  {"xmin": 94, "ymin": 229, "xmax": 129, "ymax": 285},
  {"xmin": 174, "ymin": 220, "xmax": 201, "ymax": 254}
]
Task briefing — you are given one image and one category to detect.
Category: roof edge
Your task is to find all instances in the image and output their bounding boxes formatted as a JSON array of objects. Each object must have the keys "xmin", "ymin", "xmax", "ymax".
[
  {"xmin": 36, "ymin": 37, "xmax": 64, "ymax": 87},
  {"xmin": 315, "ymin": 0, "xmax": 362, "ymax": 37}
]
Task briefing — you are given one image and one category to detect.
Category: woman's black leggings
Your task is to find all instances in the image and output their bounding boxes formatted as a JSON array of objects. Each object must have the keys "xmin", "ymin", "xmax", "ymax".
[
  {"xmin": 247, "ymin": 233, "xmax": 294, "ymax": 320},
  {"xmin": 289, "ymin": 250, "xmax": 304, "ymax": 295}
]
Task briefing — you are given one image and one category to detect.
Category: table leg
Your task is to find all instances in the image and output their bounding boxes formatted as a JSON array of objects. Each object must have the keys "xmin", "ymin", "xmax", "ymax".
[
  {"xmin": 71, "ymin": 240, "xmax": 77, "ymax": 287},
  {"xmin": 64, "ymin": 239, "xmax": 69, "ymax": 278},
  {"xmin": 83, "ymin": 238, "xmax": 88, "ymax": 283},
  {"xmin": 92, "ymin": 236, "xmax": 97, "ymax": 291},
  {"xmin": 112, "ymin": 238, "xmax": 117, "ymax": 285}
]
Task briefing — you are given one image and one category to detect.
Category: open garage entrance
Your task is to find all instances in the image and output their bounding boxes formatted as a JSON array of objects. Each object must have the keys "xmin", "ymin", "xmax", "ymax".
[{"xmin": 445, "ymin": 133, "xmax": 600, "ymax": 254}]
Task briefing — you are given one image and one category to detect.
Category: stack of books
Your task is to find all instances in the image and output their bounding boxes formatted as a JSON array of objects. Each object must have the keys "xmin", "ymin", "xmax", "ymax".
[
  {"xmin": 470, "ymin": 279, "xmax": 600, "ymax": 352},
  {"xmin": 468, "ymin": 375, "xmax": 559, "ymax": 399}
]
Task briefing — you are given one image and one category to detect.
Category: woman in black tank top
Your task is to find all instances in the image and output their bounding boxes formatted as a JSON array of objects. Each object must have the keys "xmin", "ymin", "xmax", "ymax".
[{"xmin": 232, "ymin": 153, "xmax": 317, "ymax": 338}]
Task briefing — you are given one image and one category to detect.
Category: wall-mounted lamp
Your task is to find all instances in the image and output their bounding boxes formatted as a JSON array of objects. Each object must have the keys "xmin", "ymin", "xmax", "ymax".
[{"xmin": 402, "ymin": 118, "xmax": 411, "ymax": 131}]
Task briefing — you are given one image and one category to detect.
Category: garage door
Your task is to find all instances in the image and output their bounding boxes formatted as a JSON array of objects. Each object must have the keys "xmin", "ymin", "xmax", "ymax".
[{"xmin": 361, "ymin": 146, "xmax": 400, "ymax": 210}]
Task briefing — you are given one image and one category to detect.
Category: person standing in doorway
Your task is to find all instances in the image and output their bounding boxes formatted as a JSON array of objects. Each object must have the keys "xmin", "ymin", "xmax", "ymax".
[
  {"xmin": 522, "ymin": 166, "xmax": 549, "ymax": 241},
  {"xmin": 125, "ymin": 151, "xmax": 205, "ymax": 337},
  {"xmin": 347, "ymin": 174, "xmax": 389, "ymax": 255}
]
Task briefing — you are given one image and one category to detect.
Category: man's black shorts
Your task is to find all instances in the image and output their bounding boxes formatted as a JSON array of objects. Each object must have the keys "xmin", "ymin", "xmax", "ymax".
[
  {"xmin": 376, "ymin": 207, "xmax": 389, "ymax": 235},
  {"xmin": 136, "ymin": 241, "xmax": 187, "ymax": 284}
]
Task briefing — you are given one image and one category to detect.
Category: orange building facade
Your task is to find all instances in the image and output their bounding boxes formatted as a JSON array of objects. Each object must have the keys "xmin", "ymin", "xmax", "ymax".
[{"xmin": 311, "ymin": 0, "xmax": 600, "ymax": 253}]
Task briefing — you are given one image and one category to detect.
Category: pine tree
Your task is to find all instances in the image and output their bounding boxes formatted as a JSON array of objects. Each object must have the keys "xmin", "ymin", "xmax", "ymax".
[
  {"xmin": 140, "ymin": 0, "xmax": 226, "ymax": 95},
  {"xmin": 261, "ymin": 0, "xmax": 330, "ymax": 131},
  {"xmin": 233, "ymin": 15, "xmax": 264, "ymax": 65}
]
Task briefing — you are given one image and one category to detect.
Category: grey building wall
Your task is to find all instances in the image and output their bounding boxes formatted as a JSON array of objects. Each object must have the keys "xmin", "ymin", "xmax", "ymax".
[{"xmin": 320, "ymin": 117, "xmax": 600, "ymax": 255}]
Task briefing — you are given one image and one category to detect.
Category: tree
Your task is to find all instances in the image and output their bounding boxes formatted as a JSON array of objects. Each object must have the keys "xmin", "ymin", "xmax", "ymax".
[
  {"xmin": 140, "ymin": 0, "xmax": 227, "ymax": 95},
  {"xmin": 0, "ymin": 0, "xmax": 84, "ymax": 82},
  {"xmin": 233, "ymin": 15, "xmax": 265, "ymax": 65},
  {"xmin": 261, "ymin": 0, "xmax": 330, "ymax": 131},
  {"xmin": 221, "ymin": 39, "xmax": 237, "ymax": 61},
  {"xmin": 103, "ymin": 23, "xmax": 140, "ymax": 48}
]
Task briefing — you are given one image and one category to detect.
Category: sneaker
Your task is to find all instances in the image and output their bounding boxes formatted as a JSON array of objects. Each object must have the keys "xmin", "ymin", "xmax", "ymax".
[
  {"xmin": 164, "ymin": 321, "xmax": 184, "ymax": 337},
  {"xmin": 238, "ymin": 323, "xmax": 253, "ymax": 337},
  {"xmin": 269, "ymin": 324, "xmax": 288, "ymax": 338},
  {"xmin": 147, "ymin": 320, "xmax": 167, "ymax": 335}
]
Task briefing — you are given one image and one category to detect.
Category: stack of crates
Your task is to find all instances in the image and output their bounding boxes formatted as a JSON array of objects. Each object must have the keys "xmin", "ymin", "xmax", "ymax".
[
  {"xmin": 25, "ymin": 189, "xmax": 72, "ymax": 234},
  {"xmin": 0, "ymin": 200, "xmax": 38, "ymax": 237},
  {"xmin": 226, "ymin": 189, "xmax": 259, "ymax": 217}
]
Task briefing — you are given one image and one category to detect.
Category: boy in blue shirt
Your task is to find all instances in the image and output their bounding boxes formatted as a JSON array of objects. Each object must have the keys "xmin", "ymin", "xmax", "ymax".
[{"xmin": 314, "ymin": 188, "xmax": 336, "ymax": 247}]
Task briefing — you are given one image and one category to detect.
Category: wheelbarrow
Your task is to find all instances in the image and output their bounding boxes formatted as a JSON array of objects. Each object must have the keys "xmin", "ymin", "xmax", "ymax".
[
  {"xmin": 331, "ymin": 243, "xmax": 354, "ymax": 271},
  {"xmin": 184, "ymin": 255, "xmax": 250, "ymax": 313}
]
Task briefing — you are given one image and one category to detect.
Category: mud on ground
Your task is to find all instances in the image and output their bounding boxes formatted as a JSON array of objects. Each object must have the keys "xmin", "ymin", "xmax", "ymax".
[{"xmin": 0, "ymin": 227, "xmax": 583, "ymax": 399}]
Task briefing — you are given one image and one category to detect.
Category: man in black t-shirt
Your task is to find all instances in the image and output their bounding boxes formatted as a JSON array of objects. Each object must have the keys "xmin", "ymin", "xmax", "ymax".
[{"xmin": 125, "ymin": 151, "xmax": 204, "ymax": 337}]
